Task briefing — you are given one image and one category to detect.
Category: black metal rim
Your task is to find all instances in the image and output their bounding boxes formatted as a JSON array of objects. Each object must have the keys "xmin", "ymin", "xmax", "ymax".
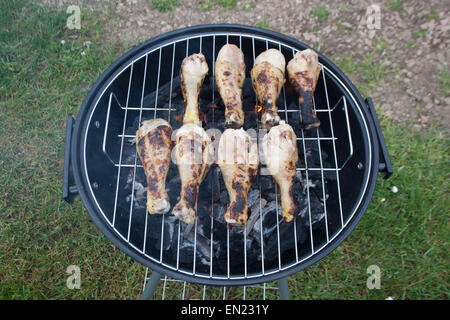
[{"xmin": 71, "ymin": 24, "xmax": 380, "ymax": 286}]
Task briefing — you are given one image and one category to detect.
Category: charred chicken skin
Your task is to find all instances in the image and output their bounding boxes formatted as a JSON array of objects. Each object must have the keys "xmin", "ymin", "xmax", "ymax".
[
  {"xmin": 215, "ymin": 44, "xmax": 246, "ymax": 128},
  {"xmin": 172, "ymin": 123, "xmax": 214, "ymax": 224},
  {"xmin": 172, "ymin": 53, "xmax": 214, "ymax": 224},
  {"xmin": 251, "ymin": 49, "xmax": 286, "ymax": 130},
  {"xmin": 287, "ymin": 49, "xmax": 322, "ymax": 130},
  {"xmin": 262, "ymin": 121, "xmax": 299, "ymax": 222},
  {"xmin": 217, "ymin": 128, "xmax": 259, "ymax": 226},
  {"xmin": 136, "ymin": 119, "xmax": 173, "ymax": 214}
]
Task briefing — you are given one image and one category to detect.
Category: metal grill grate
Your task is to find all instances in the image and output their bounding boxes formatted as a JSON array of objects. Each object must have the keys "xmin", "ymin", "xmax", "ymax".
[
  {"xmin": 143, "ymin": 267, "xmax": 280, "ymax": 300},
  {"xmin": 83, "ymin": 32, "xmax": 367, "ymax": 285}
]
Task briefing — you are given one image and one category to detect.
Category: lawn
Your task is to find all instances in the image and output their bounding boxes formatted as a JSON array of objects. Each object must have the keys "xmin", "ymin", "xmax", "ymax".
[{"xmin": 0, "ymin": 0, "xmax": 448, "ymax": 299}]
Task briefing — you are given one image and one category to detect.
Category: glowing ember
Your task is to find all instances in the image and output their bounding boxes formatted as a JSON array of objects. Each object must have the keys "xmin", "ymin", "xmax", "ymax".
[
  {"xmin": 199, "ymin": 111, "xmax": 208, "ymax": 126},
  {"xmin": 173, "ymin": 114, "xmax": 182, "ymax": 122},
  {"xmin": 255, "ymin": 104, "xmax": 264, "ymax": 113}
]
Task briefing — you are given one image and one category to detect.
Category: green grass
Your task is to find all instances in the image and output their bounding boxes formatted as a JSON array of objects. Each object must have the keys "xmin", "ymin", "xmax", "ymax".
[
  {"xmin": 200, "ymin": 0, "xmax": 237, "ymax": 11},
  {"xmin": 0, "ymin": 0, "xmax": 142, "ymax": 299},
  {"xmin": 413, "ymin": 28, "xmax": 429, "ymax": 38},
  {"xmin": 423, "ymin": 11, "xmax": 437, "ymax": 21},
  {"xmin": 312, "ymin": 5, "xmax": 331, "ymax": 22},
  {"xmin": 437, "ymin": 66, "xmax": 450, "ymax": 97},
  {"xmin": 1, "ymin": 0, "xmax": 449, "ymax": 300},
  {"xmin": 406, "ymin": 41, "xmax": 418, "ymax": 49},
  {"xmin": 335, "ymin": 53, "xmax": 388, "ymax": 98},
  {"xmin": 338, "ymin": 3, "xmax": 352, "ymax": 14},
  {"xmin": 147, "ymin": 0, "xmax": 179, "ymax": 12},
  {"xmin": 373, "ymin": 37, "xmax": 387, "ymax": 55},
  {"xmin": 386, "ymin": 0, "xmax": 405, "ymax": 13},
  {"xmin": 256, "ymin": 18, "xmax": 270, "ymax": 29}
]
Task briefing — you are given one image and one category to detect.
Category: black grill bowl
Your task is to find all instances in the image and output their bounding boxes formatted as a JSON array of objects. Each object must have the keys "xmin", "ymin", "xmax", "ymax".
[{"xmin": 63, "ymin": 24, "xmax": 392, "ymax": 286}]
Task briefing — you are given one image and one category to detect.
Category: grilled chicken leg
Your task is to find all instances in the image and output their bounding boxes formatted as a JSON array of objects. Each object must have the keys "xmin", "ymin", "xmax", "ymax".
[
  {"xmin": 172, "ymin": 123, "xmax": 214, "ymax": 224},
  {"xmin": 217, "ymin": 128, "xmax": 259, "ymax": 226},
  {"xmin": 251, "ymin": 49, "xmax": 286, "ymax": 130},
  {"xmin": 287, "ymin": 49, "xmax": 322, "ymax": 130},
  {"xmin": 180, "ymin": 53, "xmax": 209, "ymax": 125},
  {"xmin": 262, "ymin": 121, "xmax": 299, "ymax": 222},
  {"xmin": 173, "ymin": 53, "xmax": 213, "ymax": 224},
  {"xmin": 215, "ymin": 44, "xmax": 246, "ymax": 128},
  {"xmin": 136, "ymin": 119, "xmax": 173, "ymax": 214}
]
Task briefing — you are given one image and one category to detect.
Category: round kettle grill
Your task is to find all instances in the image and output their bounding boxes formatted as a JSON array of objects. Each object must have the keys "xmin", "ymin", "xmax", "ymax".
[{"xmin": 63, "ymin": 25, "xmax": 392, "ymax": 287}]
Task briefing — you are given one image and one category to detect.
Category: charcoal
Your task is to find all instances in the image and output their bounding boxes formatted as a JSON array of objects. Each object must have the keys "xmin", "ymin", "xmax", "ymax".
[
  {"xmin": 247, "ymin": 189, "xmax": 260, "ymax": 209},
  {"xmin": 262, "ymin": 222, "xmax": 294, "ymax": 262},
  {"xmin": 219, "ymin": 188, "xmax": 229, "ymax": 206},
  {"xmin": 177, "ymin": 240, "xmax": 195, "ymax": 264},
  {"xmin": 196, "ymin": 201, "xmax": 210, "ymax": 220},
  {"xmin": 252, "ymin": 200, "xmax": 279, "ymax": 237},
  {"xmin": 242, "ymin": 79, "xmax": 255, "ymax": 99},
  {"xmin": 207, "ymin": 166, "xmax": 221, "ymax": 199},
  {"xmin": 214, "ymin": 232, "xmax": 246, "ymax": 273},
  {"xmin": 159, "ymin": 215, "xmax": 178, "ymax": 251},
  {"xmin": 212, "ymin": 203, "xmax": 226, "ymax": 223},
  {"xmin": 246, "ymin": 197, "xmax": 265, "ymax": 235},
  {"xmin": 198, "ymin": 179, "xmax": 212, "ymax": 203},
  {"xmin": 259, "ymin": 175, "xmax": 275, "ymax": 193},
  {"xmin": 177, "ymin": 221, "xmax": 213, "ymax": 266},
  {"xmin": 243, "ymin": 112, "xmax": 258, "ymax": 130},
  {"xmin": 168, "ymin": 174, "xmax": 181, "ymax": 185},
  {"xmin": 264, "ymin": 191, "xmax": 278, "ymax": 202},
  {"xmin": 141, "ymin": 215, "xmax": 177, "ymax": 252},
  {"xmin": 169, "ymin": 104, "xmax": 184, "ymax": 130}
]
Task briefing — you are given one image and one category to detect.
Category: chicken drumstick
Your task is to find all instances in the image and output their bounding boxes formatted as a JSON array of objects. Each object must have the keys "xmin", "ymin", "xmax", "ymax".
[
  {"xmin": 262, "ymin": 121, "xmax": 299, "ymax": 222},
  {"xmin": 287, "ymin": 49, "xmax": 322, "ymax": 130},
  {"xmin": 217, "ymin": 128, "xmax": 258, "ymax": 226},
  {"xmin": 136, "ymin": 119, "xmax": 173, "ymax": 214},
  {"xmin": 172, "ymin": 53, "xmax": 214, "ymax": 224},
  {"xmin": 251, "ymin": 49, "xmax": 286, "ymax": 130},
  {"xmin": 215, "ymin": 44, "xmax": 246, "ymax": 128}
]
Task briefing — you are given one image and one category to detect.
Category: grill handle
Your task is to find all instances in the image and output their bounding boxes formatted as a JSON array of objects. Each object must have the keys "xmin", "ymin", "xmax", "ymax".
[
  {"xmin": 365, "ymin": 98, "xmax": 393, "ymax": 179},
  {"xmin": 63, "ymin": 116, "xmax": 79, "ymax": 203}
]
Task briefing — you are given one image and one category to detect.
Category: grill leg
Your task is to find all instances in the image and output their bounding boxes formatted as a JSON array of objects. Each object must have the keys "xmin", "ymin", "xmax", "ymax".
[
  {"xmin": 277, "ymin": 277, "xmax": 290, "ymax": 300},
  {"xmin": 141, "ymin": 270, "xmax": 162, "ymax": 300}
]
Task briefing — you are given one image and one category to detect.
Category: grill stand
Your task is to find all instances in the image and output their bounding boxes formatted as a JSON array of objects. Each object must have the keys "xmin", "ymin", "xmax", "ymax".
[
  {"xmin": 277, "ymin": 277, "xmax": 290, "ymax": 300},
  {"xmin": 140, "ymin": 269, "xmax": 290, "ymax": 300},
  {"xmin": 141, "ymin": 270, "xmax": 163, "ymax": 300}
]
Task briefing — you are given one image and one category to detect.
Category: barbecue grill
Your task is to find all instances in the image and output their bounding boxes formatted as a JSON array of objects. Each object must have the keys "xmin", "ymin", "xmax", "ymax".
[{"xmin": 63, "ymin": 24, "xmax": 392, "ymax": 298}]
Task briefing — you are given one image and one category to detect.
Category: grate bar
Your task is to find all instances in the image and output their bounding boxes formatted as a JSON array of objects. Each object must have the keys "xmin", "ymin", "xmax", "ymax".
[
  {"xmin": 322, "ymin": 67, "xmax": 345, "ymax": 228},
  {"xmin": 240, "ymin": 35, "xmax": 248, "ymax": 279},
  {"xmin": 253, "ymin": 35, "xmax": 265, "ymax": 276},
  {"xmin": 279, "ymin": 43, "xmax": 299, "ymax": 264},
  {"xmin": 168, "ymin": 42, "xmax": 176, "ymax": 122},
  {"xmin": 264, "ymin": 39, "xmax": 283, "ymax": 273},
  {"xmin": 112, "ymin": 162, "xmax": 343, "ymax": 173},
  {"xmin": 312, "ymin": 95, "xmax": 330, "ymax": 243},
  {"xmin": 291, "ymin": 60, "xmax": 316, "ymax": 256},
  {"xmin": 127, "ymin": 53, "xmax": 149, "ymax": 242},
  {"xmin": 144, "ymin": 269, "xmax": 279, "ymax": 300},
  {"xmin": 209, "ymin": 34, "xmax": 216, "ymax": 279},
  {"xmin": 191, "ymin": 37, "xmax": 199, "ymax": 277},
  {"xmin": 225, "ymin": 35, "xmax": 231, "ymax": 280},
  {"xmin": 117, "ymin": 133, "xmax": 337, "ymax": 141},
  {"xmin": 111, "ymin": 63, "xmax": 134, "ymax": 227}
]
